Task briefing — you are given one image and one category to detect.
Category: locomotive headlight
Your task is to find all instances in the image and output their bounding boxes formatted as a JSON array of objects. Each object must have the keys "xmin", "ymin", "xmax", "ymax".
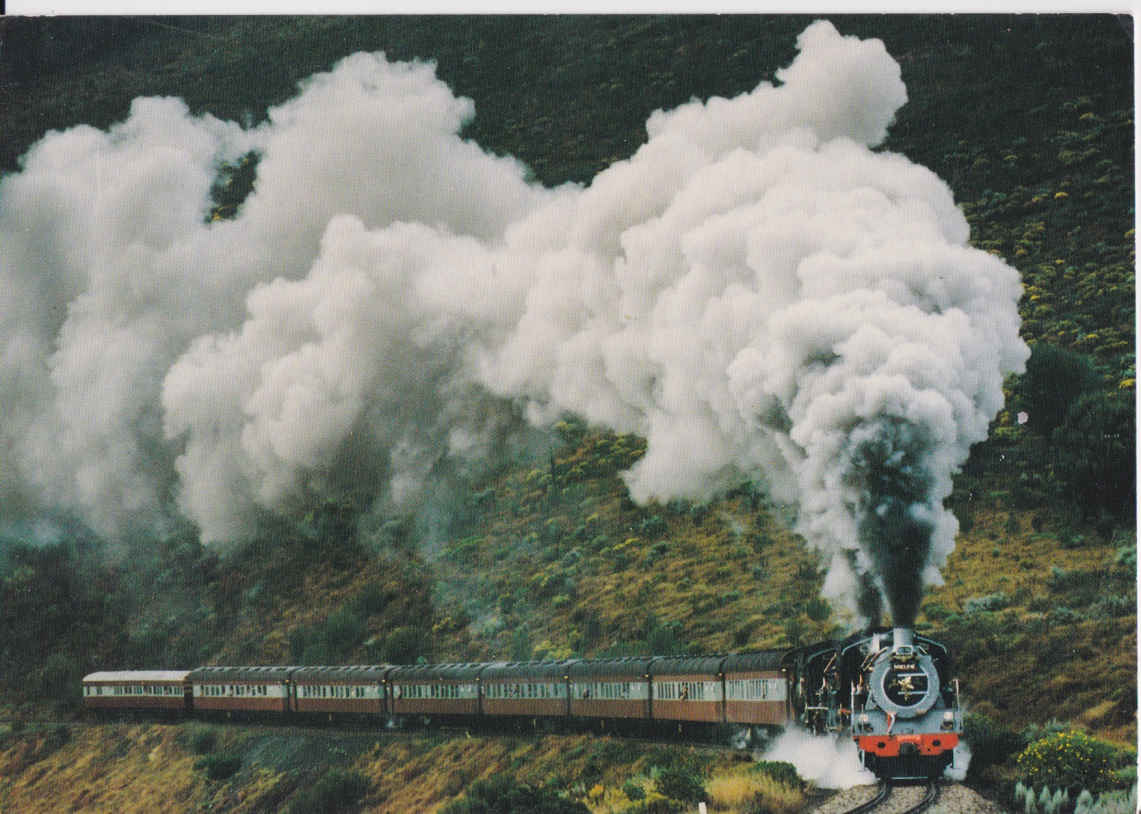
[
  {"xmin": 858, "ymin": 713, "xmax": 870, "ymax": 731},
  {"xmin": 942, "ymin": 711, "xmax": 954, "ymax": 730}
]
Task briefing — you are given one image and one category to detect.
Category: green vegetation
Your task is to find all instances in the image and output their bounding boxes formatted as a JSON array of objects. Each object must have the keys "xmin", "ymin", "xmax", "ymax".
[
  {"xmin": 653, "ymin": 766, "xmax": 707, "ymax": 804},
  {"xmin": 285, "ymin": 768, "xmax": 371, "ymax": 814},
  {"xmin": 194, "ymin": 751, "xmax": 243, "ymax": 781},
  {"xmin": 185, "ymin": 725, "xmax": 218, "ymax": 756},
  {"xmin": 440, "ymin": 774, "xmax": 590, "ymax": 814},
  {"xmin": 1016, "ymin": 730, "xmax": 1122, "ymax": 796}
]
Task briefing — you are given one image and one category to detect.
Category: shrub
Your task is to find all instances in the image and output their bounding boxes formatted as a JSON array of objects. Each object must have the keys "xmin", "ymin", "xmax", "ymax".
[
  {"xmin": 1047, "ymin": 606, "xmax": 1083, "ymax": 625},
  {"xmin": 195, "ymin": 752, "xmax": 242, "ymax": 781},
  {"xmin": 286, "ymin": 769, "xmax": 369, "ymax": 814},
  {"xmin": 1016, "ymin": 730, "xmax": 1118, "ymax": 794},
  {"xmin": 654, "ymin": 767, "xmax": 705, "ymax": 804},
  {"xmin": 640, "ymin": 515, "xmax": 668, "ymax": 538},
  {"xmin": 963, "ymin": 712, "xmax": 1024, "ymax": 778},
  {"xmin": 964, "ymin": 592, "xmax": 1010, "ymax": 614},
  {"xmin": 1074, "ymin": 784, "xmax": 1138, "ymax": 814},
  {"xmin": 382, "ymin": 626, "xmax": 424, "ymax": 664},
  {"xmin": 1020, "ymin": 718, "xmax": 1070, "ymax": 746},
  {"xmin": 440, "ymin": 774, "xmax": 590, "ymax": 814},
  {"xmin": 923, "ymin": 602, "xmax": 951, "ymax": 621},
  {"xmin": 186, "ymin": 726, "xmax": 217, "ymax": 755},
  {"xmin": 644, "ymin": 618, "xmax": 687, "ymax": 656},
  {"xmin": 1014, "ymin": 783, "xmax": 1070, "ymax": 814},
  {"xmin": 1014, "ymin": 342, "xmax": 1101, "ymax": 436},
  {"xmin": 1061, "ymin": 531, "xmax": 1087, "ymax": 549},
  {"xmin": 804, "ymin": 597, "xmax": 830, "ymax": 622},
  {"xmin": 621, "ymin": 798, "xmax": 685, "ymax": 814},
  {"xmin": 1089, "ymin": 595, "xmax": 1133, "ymax": 619},
  {"xmin": 352, "ymin": 582, "xmax": 390, "ymax": 616},
  {"xmin": 1051, "ymin": 391, "xmax": 1135, "ymax": 522},
  {"xmin": 623, "ymin": 779, "xmax": 646, "ymax": 800},
  {"xmin": 752, "ymin": 761, "xmax": 803, "ymax": 789}
]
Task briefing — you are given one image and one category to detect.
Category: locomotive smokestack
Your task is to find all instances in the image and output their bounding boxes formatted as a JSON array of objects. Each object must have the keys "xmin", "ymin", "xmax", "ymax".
[{"xmin": 892, "ymin": 627, "xmax": 914, "ymax": 655}]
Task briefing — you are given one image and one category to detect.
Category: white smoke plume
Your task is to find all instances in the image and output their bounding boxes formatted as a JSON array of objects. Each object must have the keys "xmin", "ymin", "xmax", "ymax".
[
  {"xmin": 0, "ymin": 21, "xmax": 1027, "ymax": 619},
  {"xmin": 760, "ymin": 726, "xmax": 875, "ymax": 789}
]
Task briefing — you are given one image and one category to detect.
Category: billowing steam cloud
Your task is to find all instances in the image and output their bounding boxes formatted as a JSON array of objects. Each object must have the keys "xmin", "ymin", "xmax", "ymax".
[{"xmin": 0, "ymin": 21, "xmax": 1027, "ymax": 623}]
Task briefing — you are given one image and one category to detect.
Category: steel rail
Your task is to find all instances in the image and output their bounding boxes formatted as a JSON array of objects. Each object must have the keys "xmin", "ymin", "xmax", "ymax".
[
  {"xmin": 842, "ymin": 780, "xmax": 892, "ymax": 814},
  {"xmin": 900, "ymin": 780, "xmax": 940, "ymax": 814}
]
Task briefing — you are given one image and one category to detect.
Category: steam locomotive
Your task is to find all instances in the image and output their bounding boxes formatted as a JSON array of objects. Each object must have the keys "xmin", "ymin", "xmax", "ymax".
[{"xmin": 82, "ymin": 626, "xmax": 961, "ymax": 780}]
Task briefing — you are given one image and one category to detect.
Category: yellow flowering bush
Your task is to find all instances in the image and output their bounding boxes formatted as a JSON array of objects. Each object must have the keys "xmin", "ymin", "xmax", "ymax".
[{"xmin": 1016, "ymin": 731, "xmax": 1118, "ymax": 794}]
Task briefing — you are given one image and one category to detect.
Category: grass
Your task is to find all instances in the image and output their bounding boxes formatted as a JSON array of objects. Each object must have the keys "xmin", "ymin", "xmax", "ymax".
[
  {"xmin": 0, "ymin": 724, "xmax": 813, "ymax": 812},
  {"xmin": 706, "ymin": 767, "xmax": 805, "ymax": 813}
]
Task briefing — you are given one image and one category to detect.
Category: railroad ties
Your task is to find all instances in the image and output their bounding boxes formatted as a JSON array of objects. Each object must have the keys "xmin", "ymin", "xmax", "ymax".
[{"xmin": 838, "ymin": 779, "xmax": 940, "ymax": 814}]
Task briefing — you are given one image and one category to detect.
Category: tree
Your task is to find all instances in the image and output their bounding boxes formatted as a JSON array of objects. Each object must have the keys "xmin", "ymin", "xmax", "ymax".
[
  {"xmin": 1015, "ymin": 343, "xmax": 1102, "ymax": 436},
  {"xmin": 1051, "ymin": 391, "xmax": 1135, "ymax": 521}
]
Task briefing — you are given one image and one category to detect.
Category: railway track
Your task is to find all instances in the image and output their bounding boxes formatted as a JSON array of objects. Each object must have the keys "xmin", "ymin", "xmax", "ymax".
[
  {"xmin": 905, "ymin": 781, "xmax": 940, "ymax": 813},
  {"xmin": 839, "ymin": 780, "xmax": 940, "ymax": 814},
  {"xmin": 843, "ymin": 780, "xmax": 891, "ymax": 813}
]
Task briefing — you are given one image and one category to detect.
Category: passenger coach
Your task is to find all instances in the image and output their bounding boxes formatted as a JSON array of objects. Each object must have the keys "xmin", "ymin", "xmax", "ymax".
[
  {"xmin": 292, "ymin": 665, "xmax": 387, "ymax": 719},
  {"xmin": 568, "ymin": 657, "xmax": 652, "ymax": 724},
  {"xmin": 482, "ymin": 660, "xmax": 575, "ymax": 722},
  {"xmin": 721, "ymin": 651, "xmax": 790, "ymax": 727},
  {"xmin": 82, "ymin": 670, "xmax": 191, "ymax": 715},
  {"xmin": 189, "ymin": 666, "xmax": 293, "ymax": 717},
  {"xmin": 387, "ymin": 662, "xmax": 482, "ymax": 722},
  {"xmin": 651, "ymin": 656, "xmax": 725, "ymax": 727}
]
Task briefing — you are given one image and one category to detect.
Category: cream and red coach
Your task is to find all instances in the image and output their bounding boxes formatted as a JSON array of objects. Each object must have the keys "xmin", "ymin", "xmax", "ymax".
[
  {"xmin": 568, "ymin": 657, "xmax": 651, "ymax": 723},
  {"xmin": 82, "ymin": 670, "xmax": 191, "ymax": 714},
  {"xmin": 721, "ymin": 651, "xmax": 791, "ymax": 727},
  {"xmin": 188, "ymin": 666, "xmax": 293, "ymax": 716},
  {"xmin": 291, "ymin": 665, "xmax": 387, "ymax": 718},
  {"xmin": 387, "ymin": 662, "xmax": 482, "ymax": 721},
  {"xmin": 650, "ymin": 656, "xmax": 725, "ymax": 726},
  {"xmin": 481, "ymin": 660, "xmax": 575, "ymax": 720}
]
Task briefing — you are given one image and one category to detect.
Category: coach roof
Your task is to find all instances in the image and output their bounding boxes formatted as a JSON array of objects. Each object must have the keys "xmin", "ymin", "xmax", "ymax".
[
  {"xmin": 481, "ymin": 659, "xmax": 578, "ymax": 680},
  {"xmin": 292, "ymin": 665, "xmax": 389, "ymax": 681},
  {"xmin": 649, "ymin": 656, "xmax": 727, "ymax": 675},
  {"xmin": 83, "ymin": 670, "xmax": 191, "ymax": 683},
  {"xmin": 188, "ymin": 666, "xmax": 297, "ymax": 682},
  {"xmin": 387, "ymin": 662, "xmax": 486, "ymax": 681},
  {"xmin": 720, "ymin": 651, "xmax": 788, "ymax": 672}
]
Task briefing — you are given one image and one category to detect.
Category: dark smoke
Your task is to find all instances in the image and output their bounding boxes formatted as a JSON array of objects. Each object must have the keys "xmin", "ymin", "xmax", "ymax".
[{"xmin": 847, "ymin": 419, "xmax": 937, "ymax": 626}]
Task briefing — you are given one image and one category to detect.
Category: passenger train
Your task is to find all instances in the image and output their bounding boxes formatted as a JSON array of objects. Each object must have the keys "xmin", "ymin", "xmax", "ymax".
[{"xmin": 83, "ymin": 626, "xmax": 961, "ymax": 780}]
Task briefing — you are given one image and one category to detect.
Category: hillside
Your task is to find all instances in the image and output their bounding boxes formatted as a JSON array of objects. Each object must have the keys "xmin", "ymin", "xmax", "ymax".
[{"xmin": 0, "ymin": 13, "xmax": 1134, "ymax": 813}]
